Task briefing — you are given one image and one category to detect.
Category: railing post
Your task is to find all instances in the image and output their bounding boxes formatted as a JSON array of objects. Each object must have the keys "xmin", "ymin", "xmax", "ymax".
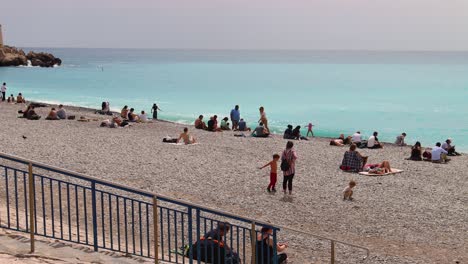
[
  {"xmin": 28, "ymin": 163, "xmax": 35, "ymax": 253},
  {"xmin": 196, "ymin": 209, "xmax": 201, "ymax": 264},
  {"xmin": 187, "ymin": 206, "xmax": 193, "ymax": 264},
  {"xmin": 251, "ymin": 222, "xmax": 256, "ymax": 264},
  {"xmin": 91, "ymin": 181, "xmax": 98, "ymax": 252},
  {"xmin": 153, "ymin": 196, "xmax": 159, "ymax": 264},
  {"xmin": 331, "ymin": 240, "xmax": 335, "ymax": 264},
  {"xmin": 272, "ymin": 228, "xmax": 278, "ymax": 264}
]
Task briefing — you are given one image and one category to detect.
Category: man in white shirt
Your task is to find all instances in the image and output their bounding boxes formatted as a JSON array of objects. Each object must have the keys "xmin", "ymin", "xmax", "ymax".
[
  {"xmin": 431, "ymin": 142, "xmax": 449, "ymax": 163},
  {"xmin": 139, "ymin": 110, "xmax": 148, "ymax": 122},
  {"xmin": 367, "ymin": 131, "xmax": 383, "ymax": 149},
  {"xmin": 352, "ymin": 131, "xmax": 362, "ymax": 143},
  {"xmin": 1, "ymin": 83, "xmax": 7, "ymax": 101}
]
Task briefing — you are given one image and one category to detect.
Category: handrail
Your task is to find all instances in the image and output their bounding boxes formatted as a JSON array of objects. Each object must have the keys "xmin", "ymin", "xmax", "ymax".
[{"xmin": 0, "ymin": 151, "xmax": 370, "ymax": 262}]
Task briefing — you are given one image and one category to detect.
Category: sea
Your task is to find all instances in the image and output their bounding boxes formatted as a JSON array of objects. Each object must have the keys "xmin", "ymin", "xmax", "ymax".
[{"xmin": 1, "ymin": 48, "xmax": 468, "ymax": 151}]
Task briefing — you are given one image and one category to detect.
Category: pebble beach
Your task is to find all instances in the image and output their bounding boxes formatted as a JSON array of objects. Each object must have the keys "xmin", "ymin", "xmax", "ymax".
[{"xmin": 0, "ymin": 102, "xmax": 466, "ymax": 264}]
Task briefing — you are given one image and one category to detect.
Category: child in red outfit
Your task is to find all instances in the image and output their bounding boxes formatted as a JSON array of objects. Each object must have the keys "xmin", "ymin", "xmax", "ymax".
[{"xmin": 259, "ymin": 154, "xmax": 280, "ymax": 192}]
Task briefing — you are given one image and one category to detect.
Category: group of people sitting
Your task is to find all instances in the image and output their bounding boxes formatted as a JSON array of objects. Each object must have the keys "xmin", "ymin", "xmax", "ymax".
[
  {"xmin": 408, "ymin": 139, "xmax": 461, "ymax": 163},
  {"xmin": 194, "ymin": 115, "xmax": 253, "ymax": 133},
  {"xmin": 120, "ymin": 105, "xmax": 150, "ymax": 123},
  {"xmin": 331, "ymin": 131, "xmax": 389, "ymax": 149},
  {"xmin": 45, "ymin": 105, "xmax": 72, "ymax": 120},
  {"xmin": 7, "ymin": 93, "xmax": 26, "ymax": 104},
  {"xmin": 283, "ymin": 125, "xmax": 308, "ymax": 140}
]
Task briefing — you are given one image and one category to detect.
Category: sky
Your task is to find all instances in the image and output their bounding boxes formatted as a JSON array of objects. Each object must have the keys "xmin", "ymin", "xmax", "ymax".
[{"xmin": 2, "ymin": 0, "xmax": 468, "ymax": 50}]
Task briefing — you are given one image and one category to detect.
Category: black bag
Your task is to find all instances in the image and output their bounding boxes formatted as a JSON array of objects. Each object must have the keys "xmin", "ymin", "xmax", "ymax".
[{"xmin": 280, "ymin": 158, "xmax": 290, "ymax": 172}]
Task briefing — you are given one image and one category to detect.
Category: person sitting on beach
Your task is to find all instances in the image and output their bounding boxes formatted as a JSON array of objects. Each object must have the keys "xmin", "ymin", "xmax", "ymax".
[
  {"xmin": 364, "ymin": 161, "xmax": 392, "ymax": 174},
  {"xmin": 432, "ymin": 142, "xmax": 449, "ymax": 163},
  {"xmin": 194, "ymin": 115, "xmax": 207, "ymax": 129},
  {"xmin": 46, "ymin": 108, "xmax": 60, "ymax": 120},
  {"xmin": 121, "ymin": 105, "xmax": 129, "ymax": 119},
  {"xmin": 238, "ymin": 118, "xmax": 251, "ymax": 132},
  {"xmin": 206, "ymin": 116, "xmax": 222, "ymax": 132},
  {"xmin": 177, "ymin": 127, "xmax": 196, "ymax": 144},
  {"xmin": 292, "ymin": 126, "xmax": 308, "ymax": 140},
  {"xmin": 256, "ymin": 226, "xmax": 288, "ymax": 264},
  {"xmin": 220, "ymin": 117, "xmax": 231, "ymax": 130},
  {"xmin": 258, "ymin": 106, "xmax": 269, "ymax": 131},
  {"xmin": 367, "ymin": 131, "xmax": 383, "ymax": 149},
  {"xmin": 423, "ymin": 148, "xmax": 432, "ymax": 161},
  {"xmin": 7, "ymin": 94, "xmax": 15, "ymax": 103},
  {"xmin": 16, "ymin": 93, "xmax": 26, "ymax": 103},
  {"xmin": 56, "ymin": 104, "xmax": 67, "ymax": 119},
  {"xmin": 139, "ymin": 110, "xmax": 149, "ymax": 122},
  {"xmin": 395, "ymin": 133, "xmax": 407, "ymax": 146},
  {"xmin": 442, "ymin": 139, "xmax": 460, "ymax": 156},
  {"xmin": 283, "ymin": 125, "xmax": 294, "ymax": 139},
  {"xmin": 352, "ymin": 131, "xmax": 362, "ymax": 144},
  {"xmin": 407, "ymin": 141, "xmax": 423, "ymax": 161},
  {"xmin": 26, "ymin": 106, "xmax": 41, "ymax": 120},
  {"xmin": 343, "ymin": 180, "xmax": 357, "ymax": 201},
  {"xmin": 127, "ymin": 108, "xmax": 140, "ymax": 122},
  {"xmin": 340, "ymin": 144, "xmax": 368, "ymax": 172},
  {"xmin": 252, "ymin": 122, "xmax": 270, "ymax": 138}
]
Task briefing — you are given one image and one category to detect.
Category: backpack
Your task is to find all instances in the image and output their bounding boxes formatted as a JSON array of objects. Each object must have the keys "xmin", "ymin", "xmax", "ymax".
[{"xmin": 280, "ymin": 150, "xmax": 291, "ymax": 171}]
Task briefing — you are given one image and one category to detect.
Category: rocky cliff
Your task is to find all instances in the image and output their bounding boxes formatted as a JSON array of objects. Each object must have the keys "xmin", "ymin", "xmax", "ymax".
[{"xmin": 0, "ymin": 46, "xmax": 62, "ymax": 67}]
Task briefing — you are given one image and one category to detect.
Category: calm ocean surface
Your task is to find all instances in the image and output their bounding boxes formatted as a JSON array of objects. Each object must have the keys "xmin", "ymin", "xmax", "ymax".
[{"xmin": 1, "ymin": 48, "xmax": 468, "ymax": 150}]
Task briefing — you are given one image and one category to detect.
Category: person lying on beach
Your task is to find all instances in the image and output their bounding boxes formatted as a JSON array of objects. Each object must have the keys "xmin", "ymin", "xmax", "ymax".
[
  {"xmin": 343, "ymin": 180, "xmax": 356, "ymax": 201},
  {"xmin": 16, "ymin": 93, "xmax": 26, "ymax": 103},
  {"xmin": 121, "ymin": 105, "xmax": 129, "ymax": 119},
  {"xmin": 340, "ymin": 144, "xmax": 368, "ymax": 172},
  {"xmin": 292, "ymin": 126, "xmax": 308, "ymax": 140},
  {"xmin": 283, "ymin": 125, "xmax": 294, "ymax": 139},
  {"xmin": 367, "ymin": 131, "xmax": 383, "ymax": 149},
  {"xmin": 395, "ymin": 133, "xmax": 407, "ymax": 146},
  {"xmin": 194, "ymin": 115, "xmax": 207, "ymax": 129},
  {"xmin": 127, "ymin": 108, "xmax": 140, "ymax": 122},
  {"xmin": 238, "ymin": 118, "xmax": 251, "ymax": 132},
  {"xmin": 252, "ymin": 123, "xmax": 270, "ymax": 138},
  {"xmin": 442, "ymin": 139, "xmax": 460, "ymax": 156},
  {"xmin": 110, "ymin": 116, "xmax": 129, "ymax": 127},
  {"xmin": 256, "ymin": 226, "xmax": 288, "ymax": 264},
  {"xmin": 220, "ymin": 117, "xmax": 231, "ymax": 130},
  {"xmin": 259, "ymin": 154, "xmax": 280, "ymax": 192},
  {"xmin": 407, "ymin": 141, "xmax": 423, "ymax": 161},
  {"xmin": 330, "ymin": 134, "xmax": 350, "ymax": 146},
  {"xmin": 177, "ymin": 127, "xmax": 196, "ymax": 144},
  {"xmin": 138, "ymin": 110, "xmax": 149, "ymax": 123},
  {"xmin": 7, "ymin": 94, "xmax": 15, "ymax": 103},
  {"xmin": 26, "ymin": 106, "xmax": 41, "ymax": 120},
  {"xmin": 432, "ymin": 142, "xmax": 449, "ymax": 163},
  {"xmin": 364, "ymin": 161, "xmax": 392, "ymax": 174},
  {"xmin": 46, "ymin": 108, "xmax": 60, "ymax": 120}
]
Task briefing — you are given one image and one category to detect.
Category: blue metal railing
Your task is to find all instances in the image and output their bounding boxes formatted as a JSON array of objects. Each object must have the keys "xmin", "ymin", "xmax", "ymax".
[{"xmin": 0, "ymin": 153, "xmax": 283, "ymax": 264}]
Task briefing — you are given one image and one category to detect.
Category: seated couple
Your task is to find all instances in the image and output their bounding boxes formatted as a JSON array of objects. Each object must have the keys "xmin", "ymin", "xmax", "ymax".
[
  {"xmin": 330, "ymin": 134, "xmax": 352, "ymax": 146},
  {"xmin": 252, "ymin": 122, "xmax": 270, "ymax": 138},
  {"xmin": 46, "ymin": 105, "xmax": 69, "ymax": 120},
  {"xmin": 340, "ymin": 144, "xmax": 368, "ymax": 172},
  {"xmin": 283, "ymin": 125, "xmax": 308, "ymax": 140},
  {"xmin": 8, "ymin": 93, "xmax": 26, "ymax": 103}
]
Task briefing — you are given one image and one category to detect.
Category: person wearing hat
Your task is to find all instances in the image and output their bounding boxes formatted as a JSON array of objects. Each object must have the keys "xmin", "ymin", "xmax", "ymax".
[{"xmin": 283, "ymin": 125, "xmax": 294, "ymax": 139}]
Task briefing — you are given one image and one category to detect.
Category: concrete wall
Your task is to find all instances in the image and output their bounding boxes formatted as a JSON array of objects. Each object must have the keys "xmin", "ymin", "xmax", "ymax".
[{"xmin": 0, "ymin": 24, "xmax": 3, "ymax": 47}]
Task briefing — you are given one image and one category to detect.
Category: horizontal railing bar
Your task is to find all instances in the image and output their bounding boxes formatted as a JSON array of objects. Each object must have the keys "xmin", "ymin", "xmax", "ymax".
[{"xmin": 0, "ymin": 152, "xmax": 279, "ymax": 228}]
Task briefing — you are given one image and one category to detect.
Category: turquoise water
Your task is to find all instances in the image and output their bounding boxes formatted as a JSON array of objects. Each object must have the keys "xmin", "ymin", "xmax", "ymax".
[{"xmin": 1, "ymin": 49, "xmax": 468, "ymax": 150}]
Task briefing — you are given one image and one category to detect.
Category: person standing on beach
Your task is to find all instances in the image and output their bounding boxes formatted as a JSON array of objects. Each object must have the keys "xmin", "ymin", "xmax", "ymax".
[
  {"xmin": 258, "ymin": 106, "xmax": 269, "ymax": 131},
  {"xmin": 306, "ymin": 123, "xmax": 314, "ymax": 137},
  {"xmin": 1, "ymin": 83, "xmax": 7, "ymax": 101},
  {"xmin": 259, "ymin": 154, "xmax": 280, "ymax": 192},
  {"xmin": 281, "ymin": 141, "xmax": 297, "ymax": 195},
  {"xmin": 151, "ymin": 103, "xmax": 162, "ymax": 120},
  {"xmin": 230, "ymin": 105, "xmax": 240, "ymax": 130}
]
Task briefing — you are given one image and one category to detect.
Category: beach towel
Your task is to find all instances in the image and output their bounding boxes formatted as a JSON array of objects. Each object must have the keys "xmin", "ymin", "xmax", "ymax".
[{"xmin": 359, "ymin": 169, "xmax": 403, "ymax": 176}]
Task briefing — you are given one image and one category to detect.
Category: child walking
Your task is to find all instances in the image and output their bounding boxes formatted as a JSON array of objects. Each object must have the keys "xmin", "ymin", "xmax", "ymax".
[
  {"xmin": 259, "ymin": 154, "xmax": 280, "ymax": 192},
  {"xmin": 343, "ymin": 180, "xmax": 357, "ymax": 201},
  {"xmin": 306, "ymin": 123, "xmax": 314, "ymax": 137}
]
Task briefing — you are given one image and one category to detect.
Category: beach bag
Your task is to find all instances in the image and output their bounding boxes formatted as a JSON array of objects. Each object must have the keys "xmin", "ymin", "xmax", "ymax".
[{"xmin": 280, "ymin": 159, "xmax": 290, "ymax": 172}]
